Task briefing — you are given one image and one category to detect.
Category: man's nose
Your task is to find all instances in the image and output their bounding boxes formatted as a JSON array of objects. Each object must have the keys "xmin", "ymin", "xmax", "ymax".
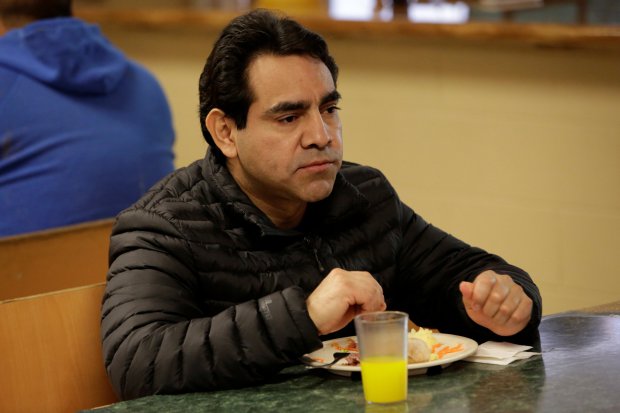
[{"xmin": 301, "ymin": 111, "xmax": 332, "ymax": 149}]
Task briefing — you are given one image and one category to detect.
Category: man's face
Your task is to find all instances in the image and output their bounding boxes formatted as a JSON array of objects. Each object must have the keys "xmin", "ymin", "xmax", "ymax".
[{"xmin": 227, "ymin": 54, "xmax": 343, "ymax": 210}]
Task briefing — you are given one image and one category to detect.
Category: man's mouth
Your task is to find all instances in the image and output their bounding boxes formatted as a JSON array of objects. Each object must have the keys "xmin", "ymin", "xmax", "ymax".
[{"xmin": 298, "ymin": 159, "xmax": 337, "ymax": 172}]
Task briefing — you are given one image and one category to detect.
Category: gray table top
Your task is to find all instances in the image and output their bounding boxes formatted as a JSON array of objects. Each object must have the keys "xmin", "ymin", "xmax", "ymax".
[{"xmin": 86, "ymin": 312, "xmax": 620, "ymax": 413}]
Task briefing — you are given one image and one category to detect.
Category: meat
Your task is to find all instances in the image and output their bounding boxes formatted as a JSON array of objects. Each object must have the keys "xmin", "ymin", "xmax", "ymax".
[
  {"xmin": 342, "ymin": 352, "xmax": 361, "ymax": 366},
  {"xmin": 407, "ymin": 337, "xmax": 431, "ymax": 363}
]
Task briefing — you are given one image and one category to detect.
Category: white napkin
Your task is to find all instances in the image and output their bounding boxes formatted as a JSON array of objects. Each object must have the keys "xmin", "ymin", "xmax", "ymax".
[{"xmin": 464, "ymin": 341, "xmax": 541, "ymax": 365}]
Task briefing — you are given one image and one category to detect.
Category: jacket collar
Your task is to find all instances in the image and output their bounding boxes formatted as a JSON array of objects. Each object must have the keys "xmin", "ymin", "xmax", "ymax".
[{"xmin": 202, "ymin": 151, "xmax": 370, "ymax": 238}]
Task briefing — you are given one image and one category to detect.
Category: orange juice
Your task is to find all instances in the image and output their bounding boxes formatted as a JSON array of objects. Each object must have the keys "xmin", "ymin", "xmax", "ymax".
[{"xmin": 360, "ymin": 356, "xmax": 408, "ymax": 404}]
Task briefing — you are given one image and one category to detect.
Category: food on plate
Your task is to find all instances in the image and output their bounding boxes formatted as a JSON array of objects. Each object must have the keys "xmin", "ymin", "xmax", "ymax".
[
  {"xmin": 341, "ymin": 352, "xmax": 360, "ymax": 366},
  {"xmin": 409, "ymin": 327, "xmax": 438, "ymax": 348},
  {"xmin": 436, "ymin": 342, "xmax": 464, "ymax": 359},
  {"xmin": 316, "ymin": 328, "xmax": 465, "ymax": 367},
  {"xmin": 407, "ymin": 337, "xmax": 431, "ymax": 363},
  {"xmin": 408, "ymin": 327, "xmax": 439, "ymax": 361},
  {"xmin": 408, "ymin": 327, "xmax": 465, "ymax": 361},
  {"xmin": 331, "ymin": 337, "xmax": 357, "ymax": 352}
]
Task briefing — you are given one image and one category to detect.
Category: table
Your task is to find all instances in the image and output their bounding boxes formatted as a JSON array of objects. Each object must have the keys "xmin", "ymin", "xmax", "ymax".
[{"xmin": 83, "ymin": 312, "xmax": 620, "ymax": 412}]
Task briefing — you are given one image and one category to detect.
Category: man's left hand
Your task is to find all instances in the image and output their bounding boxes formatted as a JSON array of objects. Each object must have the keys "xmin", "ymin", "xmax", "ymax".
[{"xmin": 459, "ymin": 270, "xmax": 533, "ymax": 336}]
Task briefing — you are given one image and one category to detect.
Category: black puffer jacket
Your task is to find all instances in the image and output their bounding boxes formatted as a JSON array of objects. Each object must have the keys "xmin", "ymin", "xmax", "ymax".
[{"xmin": 102, "ymin": 152, "xmax": 541, "ymax": 399}]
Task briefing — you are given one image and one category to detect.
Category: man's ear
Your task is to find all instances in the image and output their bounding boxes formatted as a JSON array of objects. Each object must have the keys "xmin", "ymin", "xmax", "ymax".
[{"xmin": 205, "ymin": 109, "xmax": 238, "ymax": 158}]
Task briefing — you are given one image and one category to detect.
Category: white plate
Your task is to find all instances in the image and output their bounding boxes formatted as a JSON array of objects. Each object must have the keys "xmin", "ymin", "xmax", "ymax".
[{"xmin": 302, "ymin": 333, "xmax": 478, "ymax": 376}]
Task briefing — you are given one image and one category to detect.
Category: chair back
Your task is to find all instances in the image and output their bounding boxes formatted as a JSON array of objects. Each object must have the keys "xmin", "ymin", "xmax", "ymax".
[
  {"xmin": 0, "ymin": 219, "xmax": 114, "ymax": 300},
  {"xmin": 0, "ymin": 283, "xmax": 118, "ymax": 412}
]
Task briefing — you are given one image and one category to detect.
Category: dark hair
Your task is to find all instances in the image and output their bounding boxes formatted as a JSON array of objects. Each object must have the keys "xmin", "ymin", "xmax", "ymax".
[
  {"xmin": 0, "ymin": 0, "xmax": 72, "ymax": 22},
  {"xmin": 198, "ymin": 9, "xmax": 338, "ymax": 161}
]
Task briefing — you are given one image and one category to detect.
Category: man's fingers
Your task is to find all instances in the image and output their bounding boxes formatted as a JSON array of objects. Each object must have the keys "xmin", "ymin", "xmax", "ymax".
[
  {"xmin": 470, "ymin": 271, "xmax": 497, "ymax": 312},
  {"xmin": 461, "ymin": 270, "xmax": 534, "ymax": 336},
  {"xmin": 348, "ymin": 271, "xmax": 385, "ymax": 311},
  {"xmin": 489, "ymin": 285, "xmax": 522, "ymax": 325},
  {"xmin": 507, "ymin": 293, "xmax": 533, "ymax": 328},
  {"xmin": 307, "ymin": 268, "xmax": 386, "ymax": 335},
  {"xmin": 459, "ymin": 281, "xmax": 474, "ymax": 301},
  {"xmin": 480, "ymin": 278, "xmax": 511, "ymax": 318}
]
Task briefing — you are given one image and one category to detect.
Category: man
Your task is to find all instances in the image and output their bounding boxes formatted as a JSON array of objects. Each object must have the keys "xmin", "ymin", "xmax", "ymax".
[
  {"xmin": 102, "ymin": 9, "xmax": 541, "ymax": 400},
  {"xmin": 0, "ymin": 0, "xmax": 175, "ymax": 236}
]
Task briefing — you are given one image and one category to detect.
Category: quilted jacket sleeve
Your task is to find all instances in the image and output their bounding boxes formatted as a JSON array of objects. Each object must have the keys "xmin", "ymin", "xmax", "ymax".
[
  {"xmin": 101, "ymin": 209, "xmax": 322, "ymax": 400},
  {"xmin": 393, "ymin": 199, "xmax": 542, "ymax": 343}
]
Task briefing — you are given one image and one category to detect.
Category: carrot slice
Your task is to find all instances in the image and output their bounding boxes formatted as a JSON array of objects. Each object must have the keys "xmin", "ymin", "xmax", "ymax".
[{"xmin": 436, "ymin": 343, "xmax": 463, "ymax": 359}]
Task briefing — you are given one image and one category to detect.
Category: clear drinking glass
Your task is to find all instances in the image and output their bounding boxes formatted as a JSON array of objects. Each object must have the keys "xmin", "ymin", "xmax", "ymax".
[{"xmin": 354, "ymin": 311, "xmax": 409, "ymax": 405}]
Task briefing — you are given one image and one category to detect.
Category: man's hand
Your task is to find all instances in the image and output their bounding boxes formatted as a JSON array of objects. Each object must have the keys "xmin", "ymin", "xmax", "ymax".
[
  {"xmin": 306, "ymin": 268, "xmax": 386, "ymax": 335},
  {"xmin": 459, "ymin": 270, "xmax": 533, "ymax": 336}
]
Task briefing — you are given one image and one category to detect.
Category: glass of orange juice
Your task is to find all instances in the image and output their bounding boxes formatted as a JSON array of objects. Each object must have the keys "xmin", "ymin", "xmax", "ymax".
[{"xmin": 354, "ymin": 311, "xmax": 408, "ymax": 405}]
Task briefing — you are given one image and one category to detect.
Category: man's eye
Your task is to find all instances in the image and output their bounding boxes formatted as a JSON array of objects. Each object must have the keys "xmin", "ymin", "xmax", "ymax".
[
  {"xmin": 325, "ymin": 105, "xmax": 341, "ymax": 114},
  {"xmin": 279, "ymin": 115, "xmax": 297, "ymax": 123}
]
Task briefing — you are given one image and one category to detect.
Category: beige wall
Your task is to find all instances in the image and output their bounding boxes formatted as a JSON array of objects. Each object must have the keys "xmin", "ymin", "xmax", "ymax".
[{"xmin": 101, "ymin": 25, "xmax": 620, "ymax": 314}]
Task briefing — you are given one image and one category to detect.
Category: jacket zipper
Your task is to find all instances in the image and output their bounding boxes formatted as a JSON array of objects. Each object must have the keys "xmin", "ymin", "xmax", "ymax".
[{"xmin": 304, "ymin": 236, "xmax": 325, "ymax": 273}]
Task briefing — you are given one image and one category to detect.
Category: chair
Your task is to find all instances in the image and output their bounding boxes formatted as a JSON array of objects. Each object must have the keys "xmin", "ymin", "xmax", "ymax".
[
  {"xmin": 0, "ymin": 283, "xmax": 118, "ymax": 412},
  {"xmin": 0, "ymin": 219, "xmax": 114, "ymax": 301}
]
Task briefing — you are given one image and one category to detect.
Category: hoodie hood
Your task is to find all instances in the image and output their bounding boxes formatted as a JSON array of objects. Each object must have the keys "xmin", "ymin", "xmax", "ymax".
[{"xmin": 0, "ymin": 17, "xmax": 128, "ymax": 94}]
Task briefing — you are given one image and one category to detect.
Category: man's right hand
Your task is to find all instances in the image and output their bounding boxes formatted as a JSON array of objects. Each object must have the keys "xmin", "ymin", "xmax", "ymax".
[{"xmin": 306, "ymin": 268, "xmax": 386, "ymax": 335}]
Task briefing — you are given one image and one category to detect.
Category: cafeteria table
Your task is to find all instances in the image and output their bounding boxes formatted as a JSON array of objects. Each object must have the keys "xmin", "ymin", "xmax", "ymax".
[{"xmin": 84, "ymin": 307, "xmax": 620, "ymax": 413}]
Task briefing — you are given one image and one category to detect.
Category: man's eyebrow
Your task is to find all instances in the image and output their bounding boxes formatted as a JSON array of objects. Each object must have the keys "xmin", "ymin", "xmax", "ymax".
[
  {"xmin": 266, "ymin": 100, "xmax": 309, "ymax": 115},
  {"xmin": 320, "ymin": 90, "xmax": 341, "ymax": 106},
  {"xmin": 265, "ymin": 90, "xmax": 341, "ymax": 116}
]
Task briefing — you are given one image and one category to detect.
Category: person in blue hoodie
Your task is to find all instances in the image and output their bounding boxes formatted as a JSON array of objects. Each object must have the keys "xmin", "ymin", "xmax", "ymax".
[{"xmin": 0, "ymin": 0, "xmax": 175, "ymax": 237}]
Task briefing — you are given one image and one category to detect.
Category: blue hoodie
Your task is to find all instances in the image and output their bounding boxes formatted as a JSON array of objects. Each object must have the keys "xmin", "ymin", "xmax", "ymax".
[{"xmin": 0, "ymin": 17, "xmax": 175, "ymax": 236}]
